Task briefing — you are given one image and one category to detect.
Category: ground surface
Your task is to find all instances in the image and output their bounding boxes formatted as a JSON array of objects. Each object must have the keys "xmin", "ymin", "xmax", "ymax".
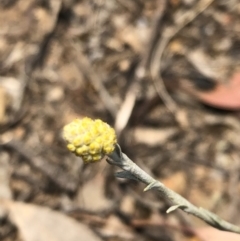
[{"xmin": 1, "ymin": 0, "xmax": 240, "ymax": 241}]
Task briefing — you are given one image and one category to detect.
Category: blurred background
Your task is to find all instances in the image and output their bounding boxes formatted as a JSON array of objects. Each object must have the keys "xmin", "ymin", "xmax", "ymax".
[{"xmin": 1, "ymin": 0, "xmax": 240, "ymax": 241}]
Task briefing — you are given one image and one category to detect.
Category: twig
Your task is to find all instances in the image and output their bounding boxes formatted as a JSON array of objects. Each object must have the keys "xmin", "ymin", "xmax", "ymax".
[
  {"xmin": 114, "ymin": 0, "xmax": 167, "ymax": 134},
  {"xmin": 150, "ymin": 0, "xmax": 215, "ymax": 123},
  {"xmin": 71, "ymin": 42, "xmax": 117, "ymax": 118},
  {"xmin": 106, "ymin": 145, "xmax": 240, "ymax": 234},
  {"xmin": 2, "ymin": 141, "xmax": 77, "ymax": 193}
]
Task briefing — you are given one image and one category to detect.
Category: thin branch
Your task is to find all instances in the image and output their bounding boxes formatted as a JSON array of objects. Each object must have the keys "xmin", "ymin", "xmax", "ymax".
[
  {"xmin": 106, "ymin": 145, "xmax": 240, "ymax": 234},
  {"xmin": 71, "ymin": 42, "xmax": 117, "ymax": 118},
  {"xmin": 2, "ymin": 141, "xmax": 77, "ymax": 193},
  {"xmin": 150, "ymin": 0, "xmax": 215, "ymax": 123},
  {"xmin": 114, "ymin": 0, "xmax": 167, "ymax": 134}
]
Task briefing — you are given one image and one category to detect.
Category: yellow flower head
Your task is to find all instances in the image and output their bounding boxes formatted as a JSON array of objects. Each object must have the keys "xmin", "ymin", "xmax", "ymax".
[{"xmin": 63, "ymin": 117, "xmax": 117, "ymax": 163}]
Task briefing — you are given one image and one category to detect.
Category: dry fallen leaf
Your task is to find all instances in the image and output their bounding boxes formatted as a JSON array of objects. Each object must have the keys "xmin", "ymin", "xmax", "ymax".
[
  {"xmin": 0, "ymin": 86, "xmax": 7, "ymax": 124},
  {"xmin": 0, "ymin": 200, "xmax": 102, "ymax": 241},
  {"xmin": 186, "ymin": 71, "xmax": 240, "ymax": 110},
  {"xmin": 76, "ymin": 167, "xmax": 114, "ymax": 212},
  {"xmin": 133, "ymin": 127, "xmax": 177, "ymax": 146},
  {"xmin": 185, "ymin": 48, "xmax": 230, "ymax": 81},
  {"xmin": 195, "ymin": 227, "xmax": 240, "ymax": 241}
]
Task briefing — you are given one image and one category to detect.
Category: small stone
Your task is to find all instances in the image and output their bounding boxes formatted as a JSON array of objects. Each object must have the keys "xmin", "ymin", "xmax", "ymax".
[{"xmin": 46, "ymin": 86, "xmax": 64, "ymax": 102}]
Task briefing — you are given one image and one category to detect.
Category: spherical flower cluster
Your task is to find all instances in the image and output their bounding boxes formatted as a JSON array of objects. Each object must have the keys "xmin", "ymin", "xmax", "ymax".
[{"xmin": 63, "ymin": 117, "xmax": 117, "ymax": 163}]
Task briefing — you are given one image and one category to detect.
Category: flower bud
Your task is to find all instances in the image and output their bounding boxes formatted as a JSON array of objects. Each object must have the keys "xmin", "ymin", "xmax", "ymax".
[{"xmin": 63, "ymin": 117, "xmax": 117, "ymax": 163}]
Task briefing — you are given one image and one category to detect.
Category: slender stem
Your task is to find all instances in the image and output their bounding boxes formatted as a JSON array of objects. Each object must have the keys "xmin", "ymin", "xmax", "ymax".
[{"xmin": 107, "ymin": 145, "xmax": 240, "ymax": 234}]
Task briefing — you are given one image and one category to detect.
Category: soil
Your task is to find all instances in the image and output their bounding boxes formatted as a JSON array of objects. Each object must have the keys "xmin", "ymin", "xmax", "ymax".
[{"xmin": 0, "ymin": 1, "xmax": 240, "ymax": 241}]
